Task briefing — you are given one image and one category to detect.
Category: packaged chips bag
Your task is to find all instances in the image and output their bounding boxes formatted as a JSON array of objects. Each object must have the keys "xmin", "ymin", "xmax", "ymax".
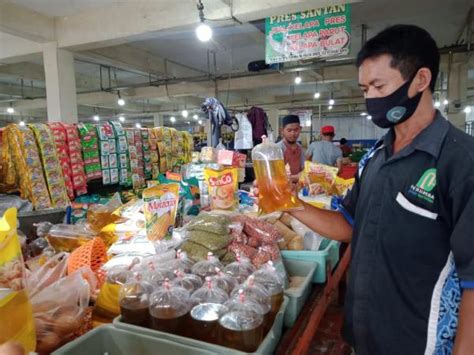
[
  {"xmin": 204, "ymin": 167, "xmax": 238, "ymax": 211},
  {"xmin": 0, "ymin": 208, "xmax": 36, "ymax": 352},
  {"xmin": 143, "ymin": 184, "xmax": 179, "ymax": 241}
]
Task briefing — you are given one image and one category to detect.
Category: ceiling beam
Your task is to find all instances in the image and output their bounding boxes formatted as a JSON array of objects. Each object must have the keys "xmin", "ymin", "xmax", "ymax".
[
  {"xmin": 1, "ymin": 64, "xmax": 358, "ymax": 110},
  {"xmin": 0, "ymin": 2, "xmax": 55, "ymax": 42}
]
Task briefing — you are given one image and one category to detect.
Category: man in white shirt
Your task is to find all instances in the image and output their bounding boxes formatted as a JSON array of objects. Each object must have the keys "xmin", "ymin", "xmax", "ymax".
[{"xmin": 306, "ymin": 125, "xmax": 342, "ymax": 166}]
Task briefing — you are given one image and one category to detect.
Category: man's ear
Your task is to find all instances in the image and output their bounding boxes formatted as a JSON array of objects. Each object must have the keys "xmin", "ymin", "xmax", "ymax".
[{"xmin": 415, "ymin": 68, "xmax": 432, "ymax": 93}]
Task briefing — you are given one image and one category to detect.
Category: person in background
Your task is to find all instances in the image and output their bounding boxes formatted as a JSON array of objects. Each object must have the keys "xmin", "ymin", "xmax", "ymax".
[
  {"xmin": 276, "ymin": 115, "xmax": 305, "ymax": 181},
  {"xmin": 339, "ymin": 138, "xmax": 353, "ymax": 157},
  {"xmin": 306, "ymin": 125, "xmax": 342, "ymax": 166}
]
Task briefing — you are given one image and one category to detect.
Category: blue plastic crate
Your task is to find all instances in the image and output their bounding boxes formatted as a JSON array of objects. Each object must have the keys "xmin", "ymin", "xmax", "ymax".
[{"xmin": 281, "ymin": 240, "xmax": 340, "ymax": 283}]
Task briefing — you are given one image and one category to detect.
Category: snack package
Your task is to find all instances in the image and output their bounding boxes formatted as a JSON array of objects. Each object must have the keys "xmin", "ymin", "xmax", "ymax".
[
  {"xmin": 29, "ymin": 123, "xmax": 70, "ymax": 208},
  {"xmin": 49, "ymin": 123, "xmax": 74, "ymax": 199},
  {"xmin": 0, "ymin": 208, "xmax": 36, "ymax": 352},
  {"xmin": 143, "ymin": 184, "xmax": 180, "ymax": 241},
  {"xmin": 77, "ymin": 123, "xmax": 102, "ymax": 181},
  {"xmin": 204, "ymin": 167, "xmax": 238, "ymax": 211},
  {"xmin": 299, "ymin": 161, "xmax": 339, "ymax": 195},
  {"xmin": 5, "ymin": 125, "xmax": 52, "ymax": 209}
]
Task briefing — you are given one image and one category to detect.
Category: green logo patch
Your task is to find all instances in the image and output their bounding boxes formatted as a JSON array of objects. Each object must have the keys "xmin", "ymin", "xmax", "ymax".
[{"xmin": 409, "ymin": 168, "xmax": 436, "ymax": 204}]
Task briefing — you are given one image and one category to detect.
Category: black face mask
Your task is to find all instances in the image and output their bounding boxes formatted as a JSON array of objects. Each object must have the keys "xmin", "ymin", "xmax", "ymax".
[{"xmin": 366, "ymin": 75, "xmax": 423, "ymax": 129}]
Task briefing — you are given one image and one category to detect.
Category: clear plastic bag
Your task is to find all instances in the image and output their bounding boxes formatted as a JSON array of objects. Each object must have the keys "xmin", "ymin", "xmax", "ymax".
[
  {"xmin": 46, "ymin": 224, "xmax": 97, "ymax": 252},
  {"xmin": 219, "ymin": 290, "xmax": 264, "ymax": 352},
  {"xmin": 119, "ymin": 280, "xmax": 154, "ymax": 326},
  {"xmin": 223, "ymin": 254, "xmax": 256, "ymax": 284},
  {"xmin": 32, "ymin": 268, "xmax": 95, "ymax": 354},
  {"xmin": 191, "ymin": 252, "xmax": 223, "ymax": 278},
  {"xmin": 27, "ymin": 252, "xmax": 69, "ymax": 298},
  {"xmin": 149, "ymin": 279, "xmax": 191, "ymax": 335},
  {"xmin": 191, "ymin": 276, "xmax": 229, "ymax": 305},
  {"xmin": 172, "ymin": 270, "xmax": 203, "ymax": 293},
  {"xmin": 209, "ymin": 267, "xmax": 237, "ymax": 294}
]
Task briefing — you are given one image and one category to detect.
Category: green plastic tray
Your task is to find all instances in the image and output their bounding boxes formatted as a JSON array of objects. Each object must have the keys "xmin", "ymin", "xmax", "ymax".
[
  {"xmin": 113, "ymin": 297, "xmax": 289, "ymax": 354},
  {"xmin": 282, "ymin": 259, "xmax": 317, "ymax": 327},
  {"xmin": 53, "ymin": 325, "xmax": 214, "ymax": 354},
  {"xmin": 281, "ymin": 240, "xmax": 340, "ymax": 283}
]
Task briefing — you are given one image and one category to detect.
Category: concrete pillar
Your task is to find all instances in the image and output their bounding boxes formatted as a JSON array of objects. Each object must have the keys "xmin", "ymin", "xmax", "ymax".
[
  {"xmin": 447, "ymin": 60, "xmax": 468, "ymax": 131},
  {"xmin": 153, "ymin": 113, "xmax": 163, "ymax": 127},
  {"xmin": 43, "ymin": 42, "xmax": 78, "ymax": 123},
  {"xmin": 267, "ymin": 108, "xmax": 280, "ymax": 141}
]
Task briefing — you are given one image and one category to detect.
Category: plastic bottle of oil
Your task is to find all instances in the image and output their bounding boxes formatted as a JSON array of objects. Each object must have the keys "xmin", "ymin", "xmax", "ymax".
[{"xmin": 252, "ymin": 136, "xmax": 302, "ymax": 213}]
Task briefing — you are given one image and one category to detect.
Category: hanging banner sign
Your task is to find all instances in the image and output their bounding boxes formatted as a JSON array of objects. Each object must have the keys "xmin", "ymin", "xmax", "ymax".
[{"xmin": 265, "ymin": 4, "xmax": 351, "ymax": 64}]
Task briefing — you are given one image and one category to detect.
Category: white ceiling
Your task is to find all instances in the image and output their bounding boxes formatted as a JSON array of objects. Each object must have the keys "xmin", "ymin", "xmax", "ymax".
[{"xmin": 6, "ymin": 0, "xmax": 121, "ymax": 17}]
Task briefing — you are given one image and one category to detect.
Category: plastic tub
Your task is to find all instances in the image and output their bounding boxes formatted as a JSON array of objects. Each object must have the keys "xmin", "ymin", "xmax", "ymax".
[
  {"xmin": 113, "ymin": 297, "xmax": 289, "ymax": 354},
  {"xmin": 281, "ymin": 240, "xmax": 340, "ymax": 283},
  {"xmin": 282, "ymin": 259, "xmax": 317, "ymax": 327},
  {"xmin": 53, "ymin": 325, "xmax": 214, "ymax": 355}
]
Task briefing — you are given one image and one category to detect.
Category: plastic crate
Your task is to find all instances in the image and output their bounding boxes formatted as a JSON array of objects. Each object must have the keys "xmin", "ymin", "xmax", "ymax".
[
  {"xmin": 281, "ymin": 240, "xmax": 340, "ymax": 283},
  {"xmin": 282, "ymin": 259, "xmax": 318, "ymax": 327},
  {"xmin": 53, "ymin": 325, "xmax": 215, "ymax": 355},
  {"xmin": 113, "ymin": 297, "xmax": 289, "ymax": 354}
]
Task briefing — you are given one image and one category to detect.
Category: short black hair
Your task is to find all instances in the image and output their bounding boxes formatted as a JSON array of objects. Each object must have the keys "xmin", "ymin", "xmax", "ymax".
[
  {"xmin": 281, "ymin": 115, "xmax": 301, "ymax": 128},
  {"xmin": 340, "ymin": 138, "xmax": 347, "ymax": 145},
  {"xmin": 356, "ymin": 25, "xmax": 439, "ymax": 92}
]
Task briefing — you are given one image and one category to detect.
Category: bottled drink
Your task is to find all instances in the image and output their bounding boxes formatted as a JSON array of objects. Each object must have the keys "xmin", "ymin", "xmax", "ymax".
[{"xmin": 252, "ymin": 137, "xmax": 302, "ymax": 213}]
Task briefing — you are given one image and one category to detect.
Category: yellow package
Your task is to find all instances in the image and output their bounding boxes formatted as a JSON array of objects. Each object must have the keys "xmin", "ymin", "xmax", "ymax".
[
  {"xmin": 331, "ymin": 176, "xmax": 355, "ymax": 196},
  {"xmin": 204, "ymin": 168, "xmax": 238, "ymax": 211},
  {"xmin": 0, "ymin": 208, "xmax": 36, "ymax": 352},
  {"xmin": 299, "ymin": 161, "xmax": 339, "ymax": 195},
  {"xmin": 143, "ymin": 184, "xmax": 179, "ymax": 241}
]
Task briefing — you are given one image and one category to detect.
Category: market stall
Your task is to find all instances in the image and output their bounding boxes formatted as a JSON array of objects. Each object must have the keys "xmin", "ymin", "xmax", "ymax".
[{"xmin": 0, "ymin": 115, "xmax": 354, "ymax": 354}]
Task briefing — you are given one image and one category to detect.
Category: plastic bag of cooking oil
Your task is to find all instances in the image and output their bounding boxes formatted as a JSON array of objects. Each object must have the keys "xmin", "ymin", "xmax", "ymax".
[
  {"xmin": 86, "ymin": 193, "xmax": 123, "ymax": 233},
  {"xmin": 0, "ymin": 208, "xmax": 36, "ymax": 353},
  {"xmin": 143, "ymin": 184, "xmax": 180, "ymax": 241}
]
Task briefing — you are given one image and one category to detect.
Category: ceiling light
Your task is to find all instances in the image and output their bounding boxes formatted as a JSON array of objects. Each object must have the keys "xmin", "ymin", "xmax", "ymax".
[
  {"xmin": 117, "ymin": 92, "xmax": 125, "ymax": 106},
  {"xmin": 195, "ymin": 1, "xmax": 212, "ymax": 42},
  {"xmin": 135, "ymin": 123, "xmax": 141, "ymax": 128},
  {"xmin": 443, "ymin": 99, "xmax": 449, "ymax": 105},
  {"xmin": 7, "ymin": 107, "xmax": 14, "ymax": 114},
  {"xmin": 360, "ymin": 112, "xmax": 367, "ymax": 116},
  {"xmin": 196, "ymin": 23, "xmax": 212, "ymax": 42},
  {"xmin": 464, "ymin": 106, "xmax": 472, "ymax": 114},
  {"xmin": 329, "ymin": 99, "xmax": 335, "ymax": 105},
  {"xmin": 182, "ymin": 109, "xmax": 189, "ymax": 118},
  {"xmin": 193, "ymin": 114, "xmax": 199, "ymax": 120},
  {"xmin": 314, "ymin": 92, "xmax": 320, "ymax": 99},
  {"xmin": 367, "ymin": 115, "xmax": 372, "ymax": 120},
  {"xmin": 328, "ymin": 105, "xmax": 333, "ymax": 110},
  {"xmin": 434, "ymin": 100, "xmax": 441, "ymax": 108},
  {"xmin": 19, "ymin": 121, "xmax": 25, "ymax": 126},
  {"xmin": 198, "ymin": 120, "xmax": 203, "ymax": 125},
  {"xmin": 119, "ymin": 116, "xmax": 125, "ymax": 122},
  {"xmin": 170, "ymin": 116, "xmax": 176, "ymax": 123},
  {"xmin": 93, "ymin": 115, "xmax": 100, "ymax": 121},
  {"xmin": 294, "ymin": 72, "xmax": 302, "ymax": 85}
]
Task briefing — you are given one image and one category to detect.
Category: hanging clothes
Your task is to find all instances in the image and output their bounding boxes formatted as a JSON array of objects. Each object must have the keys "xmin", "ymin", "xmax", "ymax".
[
  {"xmin": 234, "ymin": 113, "xmax": 253, "ymax": 150},
  {"xmin": 247, "ymin": 106, "xmax": 269, "ymax": 145}
]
